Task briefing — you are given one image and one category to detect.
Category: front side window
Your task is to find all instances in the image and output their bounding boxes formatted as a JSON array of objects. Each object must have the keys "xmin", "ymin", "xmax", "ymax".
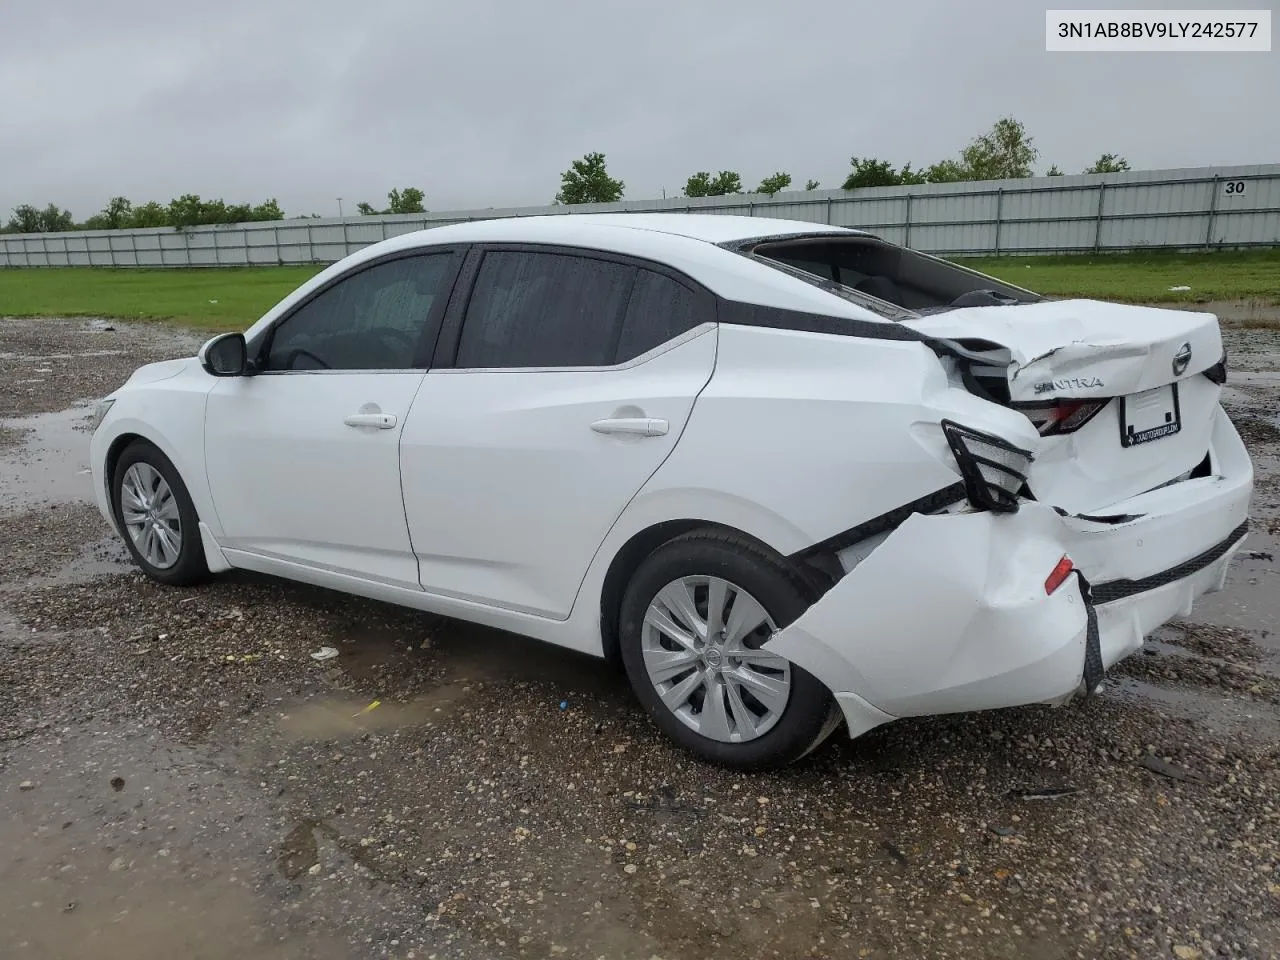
[
  {"xmin": 265, "ymin": 253, "xmax": 454, "ymax": 371},
  {"xmin": 455, "ymin": 251, "xmax": 635, "ymax": 368}
]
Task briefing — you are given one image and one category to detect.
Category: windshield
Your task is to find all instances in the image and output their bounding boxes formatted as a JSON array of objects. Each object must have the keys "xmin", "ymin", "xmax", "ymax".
[{"xmin": 743, "ymin": 235, "xmax": 1044, "ymax": 320}]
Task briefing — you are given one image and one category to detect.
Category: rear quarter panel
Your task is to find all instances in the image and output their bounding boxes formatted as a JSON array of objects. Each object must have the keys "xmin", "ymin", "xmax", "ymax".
[{"xmin": 624, "ymin": 324, "xmax": 997, "ymax": 553}]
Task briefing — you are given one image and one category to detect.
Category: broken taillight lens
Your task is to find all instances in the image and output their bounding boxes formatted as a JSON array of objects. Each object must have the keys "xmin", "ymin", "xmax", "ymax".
[
  {"xmin": 941, "ymin": 420, "xmax": 1034, "ymax": 514},
  {"xmin": 1016, "ymin": 399, "xmax": 1108, "ymax": 436}
]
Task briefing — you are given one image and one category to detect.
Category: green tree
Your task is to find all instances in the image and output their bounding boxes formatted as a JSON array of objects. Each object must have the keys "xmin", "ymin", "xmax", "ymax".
[
  {"xmin": 755, "ymin": 171, "xmax": 792, "ymax": 196},
  {"xmin": 921, "ymin": 159, "xmax": 971, "ymax": 183},
  {"xmin": 92, "ymin": 196, "xmax": 133, "ymax": 229},
  {"xmin": 898, "ymin": 163, "xmax": 927, "ymax": 185},
  {"xmin": 684, "ymin": 170, "xmax": 742, "ymax": 197},
  {"xmin": 555, "ymin": 152, "xmax": 624, "ymax": 204},
  {"xmin": 249, "ymin": 198, "xmax": 284, "ymax": 221},
  {"xmin": 354, "ymin": 187, "xmax": 425, "ymax": 216},
  {"xmin": 959, "ymin": 117, "xmax": 1038, "ymax": 180},
  {"xmin": 37, "ymin": 203, "xmax": 75, "ymax": 231},
  {"xmin": 1084, "ymin": 153, "xmax": 1130, "ymax": 174},
  {"xmin": 167, "ymin": 194, "xmax": 205, "ymax": 228},
  {"xmin": 1046, "ymin": 165, "xmax": 1064, "ymax": 176},
  {"xmin": 129, "ymin": 201, "xmax": 169, "ymax": 227},
  {"xmin": 841, "ymin": 157, "xmax": 902, "ymax": 190},
  {"xmin": 804, "ymin": 179, "xmax": 820, "ymax": 191},
  {"xmin": 387, "ymin": 187, "xmax": 425, "ymax": 214},
  {"xmin": 7, "ymin": 204, "xmax": 42, "ymax": 233}
]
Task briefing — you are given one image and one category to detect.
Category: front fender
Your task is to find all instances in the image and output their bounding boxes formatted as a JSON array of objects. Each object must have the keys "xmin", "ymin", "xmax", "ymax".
[{"xmin": 89, "ymin": 375, "xmax": 220, "ymax": 538}]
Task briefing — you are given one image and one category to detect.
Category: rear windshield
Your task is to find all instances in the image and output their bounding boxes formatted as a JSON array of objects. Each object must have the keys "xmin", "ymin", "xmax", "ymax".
[{"xmin": 746, "ymin": 236, "xmax": 1042, "ymax": 318}]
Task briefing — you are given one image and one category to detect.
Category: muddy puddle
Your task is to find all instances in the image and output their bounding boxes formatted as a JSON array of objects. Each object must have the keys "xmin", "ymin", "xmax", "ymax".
[{"xmin": 0, "ymin": 405, "xmax": 96, "ymax": 511}]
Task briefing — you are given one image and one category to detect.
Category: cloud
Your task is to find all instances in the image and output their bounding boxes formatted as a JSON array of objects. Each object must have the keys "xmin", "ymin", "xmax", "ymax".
[{"xmin": 1, "ymin": 0, "xmax": 1274, "ymax": 220}]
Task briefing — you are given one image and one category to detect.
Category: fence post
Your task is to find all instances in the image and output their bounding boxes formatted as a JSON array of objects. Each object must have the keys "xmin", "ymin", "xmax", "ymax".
[
  {"xmin": 40, "ymin": 233, "xmax": 49, "ymax": 267},
  {"xmin": 825, "ymin": 196, "xmax": 833, "ymax": 224},
  {"xmin": 214, "ymin": 229, "xmax": 222, "ymax": 267},
  {"xmin": 904, "ymin": 193, "xmax": 913, "ymax": 248},
  {"xmin": 993, "ymin": 188, "xmax": 1004, "ymax": 255},
  {"xmin": 342, "ymin": 218, "xmax": 351, "ymax": 257},
  {"xmin": 381, "ymin": 220, "xmax": 388, "ymax": 241},
  {"xmin": 307, "ymin": 224, "xmax": 315, "ymax": 263},
  {"xmin": 1203, "ymin": 174, "xmax": 1220, "ymax": 250},
  {"xmin": 1093, "ymin": 182, "xmax": 1106, "ymax": 253},
  {"xmin": 130, "ymin": 230, "xmax": 138, "ymax": 267}
]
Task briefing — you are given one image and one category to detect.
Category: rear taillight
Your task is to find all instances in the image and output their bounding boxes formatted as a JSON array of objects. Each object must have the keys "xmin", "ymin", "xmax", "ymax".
[
  {"xmin": 941, "ymin": 420, "xmax": 1034, "ymax": 514},
  {"xmin": 1016, "ymin": 399, "xmax": 1108, "ymax": 436},
  {"xmin": 1204, "ymin": 349, "xmax": 1227, "ymax": 385}
]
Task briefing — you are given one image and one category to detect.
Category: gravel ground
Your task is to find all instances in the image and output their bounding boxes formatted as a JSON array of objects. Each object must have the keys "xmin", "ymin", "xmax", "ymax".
[{"xmin": 2, "ymin": 314, "xmax": 1280, "ymax": 960}]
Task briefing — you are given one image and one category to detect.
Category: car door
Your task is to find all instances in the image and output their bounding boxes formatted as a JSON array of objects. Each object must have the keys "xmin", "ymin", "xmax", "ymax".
[
  {"xmin": 203, "ymin": 249, "xmax": 462, "ymax": 589},
  {"xmin": 399, "ymin": 246, "xmax": 718, "ymax": 618}
]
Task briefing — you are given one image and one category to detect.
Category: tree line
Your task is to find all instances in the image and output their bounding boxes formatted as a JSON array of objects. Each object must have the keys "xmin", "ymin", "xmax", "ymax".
[
  {"xmin": 554, "ymin": 117, "xmax": 1130, "ymax": 203},
  {"xmin": 5, "ymin": 118, "xmax": 1131, "ymax": 233},
  {"xmin": 0, "ymin": 187, "xmax": 426, "ymax": 235}
]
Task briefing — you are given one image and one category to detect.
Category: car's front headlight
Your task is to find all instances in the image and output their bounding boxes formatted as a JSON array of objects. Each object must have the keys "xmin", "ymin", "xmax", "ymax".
[{"xmin": 90, "ymin": 398, "xmax": 116, "ymax": 433}]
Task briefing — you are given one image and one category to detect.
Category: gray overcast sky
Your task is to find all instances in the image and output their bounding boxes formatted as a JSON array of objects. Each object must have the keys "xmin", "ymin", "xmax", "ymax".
[{"xmin": 1, "ymin": 0, "xmax": 1276, "ymax": 220}]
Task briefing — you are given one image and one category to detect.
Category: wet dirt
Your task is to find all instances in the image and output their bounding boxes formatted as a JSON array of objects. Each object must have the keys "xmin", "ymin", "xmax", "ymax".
[{"xmin": 3, "ymin": 315, "xmax": 1280, "ymax": 960}]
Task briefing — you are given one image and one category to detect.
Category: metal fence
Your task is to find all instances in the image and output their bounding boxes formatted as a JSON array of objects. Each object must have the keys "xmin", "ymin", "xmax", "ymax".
[{"xmin": 2, "ymin": 163, "xmax": 1277, "ymax": 268}]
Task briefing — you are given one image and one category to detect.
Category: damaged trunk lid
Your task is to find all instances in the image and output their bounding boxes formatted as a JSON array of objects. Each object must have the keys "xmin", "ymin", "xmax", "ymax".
[{"xmin": 906, "ymin": 299, "xmax": 1225, "ymax": 514}]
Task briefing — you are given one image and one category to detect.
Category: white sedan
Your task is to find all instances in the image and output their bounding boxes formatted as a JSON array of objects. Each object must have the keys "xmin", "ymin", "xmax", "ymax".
[{"xmin": 89, "ymin": 214, "xmax": 1253, "ymax": 769}]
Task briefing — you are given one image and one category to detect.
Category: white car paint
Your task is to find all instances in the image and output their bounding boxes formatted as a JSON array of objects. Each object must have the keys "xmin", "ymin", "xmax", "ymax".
[
  {"xmin": 89, "ymin": 213, "xmax": 1253, "ymax": 753},
  {"xmin": 400, "ymin": 326, "xmax": 717, "ymax": 618},
  {"xmin": 204, "ymin": 370, "xmax": 428, "ymax": 589},
  {"xmin": 908, "ymin": 298, "xmax": 1223, "ymax": 401}
]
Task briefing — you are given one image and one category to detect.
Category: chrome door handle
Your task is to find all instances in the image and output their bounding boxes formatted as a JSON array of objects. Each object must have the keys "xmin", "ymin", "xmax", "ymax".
[
  {"xmin": 590, "ymin": 417, "xmax": 669, "ymax": 437},
  {"xmin": 343, "ymin": 413, "xmax": 397, "ymax": 429}
]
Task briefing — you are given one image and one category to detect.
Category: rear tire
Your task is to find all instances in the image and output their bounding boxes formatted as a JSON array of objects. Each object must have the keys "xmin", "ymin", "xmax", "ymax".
[
  {"xmin": 618, "ymin": 529, "xmax": 835, "ymax": 770},
  {"xmin": 111, "ymin": 440, "xmax": 209, "ymax": 587}
]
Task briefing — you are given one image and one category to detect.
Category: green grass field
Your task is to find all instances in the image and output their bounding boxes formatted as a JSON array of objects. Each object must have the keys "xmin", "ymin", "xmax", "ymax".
[
  {"xmin": 0, "ymin": 266, "xmax": 324, "ymax": 330},
  {"xmin": 0, "ymin": 249, "xmax": 1277, "ymax": 330},
  {"xmin": 961, "ymin": 248, "xmax": 1280, "ymax": 306}
]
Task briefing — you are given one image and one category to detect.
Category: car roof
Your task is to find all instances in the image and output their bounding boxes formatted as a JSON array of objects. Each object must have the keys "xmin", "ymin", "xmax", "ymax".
[
  {"xmin": 420, "ymin": 212, "xmax": 869, "ymax": 245},
  {"xmin": 242, "ymin": 214, "xmax": 888, "ymax": 339}
]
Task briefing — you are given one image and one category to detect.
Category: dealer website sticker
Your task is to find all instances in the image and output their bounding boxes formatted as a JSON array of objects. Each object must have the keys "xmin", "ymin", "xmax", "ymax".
[{"xmin": 1046, "ymin": 9, "xmax": 1271, "ymax": 51}]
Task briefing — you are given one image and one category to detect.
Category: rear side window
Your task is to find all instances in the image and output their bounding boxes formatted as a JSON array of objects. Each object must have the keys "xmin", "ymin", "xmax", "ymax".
[
  {"xmin": 616, "ymin": 270, "xmax": 701, "ymax": 362},
  {"xmin": 456, "ymin": 251, "xmax": 634, "ymax": 368}
]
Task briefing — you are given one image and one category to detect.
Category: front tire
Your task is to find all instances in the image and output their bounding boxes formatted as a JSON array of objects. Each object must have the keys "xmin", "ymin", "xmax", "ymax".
[
  {"xmin": 618, "ymin": 529, "xmax": 836, "ymax": 770},
  {"xmin": 112, "ymin": 440, "xmax": 209, "ymax": 587}
]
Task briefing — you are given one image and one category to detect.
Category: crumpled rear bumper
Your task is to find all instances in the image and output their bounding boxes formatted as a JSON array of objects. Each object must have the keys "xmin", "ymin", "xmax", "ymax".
[{"xmin": 767, "ymin": 405, "xmax": 1253, "ymax": 738}]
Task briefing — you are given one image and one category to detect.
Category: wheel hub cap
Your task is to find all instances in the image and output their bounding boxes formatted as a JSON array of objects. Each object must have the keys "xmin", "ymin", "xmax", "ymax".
[
  {"xmin": 640, "ymin": 575, "xmax": 792, "ymax": 744},
  {"xmin": 120, "ymin": 462, "xmax": 183, "ymax": 570}
]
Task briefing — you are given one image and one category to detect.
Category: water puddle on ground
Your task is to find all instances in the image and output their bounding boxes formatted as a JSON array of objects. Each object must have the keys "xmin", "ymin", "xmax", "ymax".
[
  {"xmin": 277, "ymin": 687, "xmax": 475, "ymax": 741},
  {"xmin": 1188, "ymin": 530, "xmax": 1280, "ymax": 655},
  {"xmin": 1106, "ymin": 675, "xmax": 1280, "ymax": 740},
  {"xmin": 0, "ymin": 405, "xmax": 95, "ymax": 511}
]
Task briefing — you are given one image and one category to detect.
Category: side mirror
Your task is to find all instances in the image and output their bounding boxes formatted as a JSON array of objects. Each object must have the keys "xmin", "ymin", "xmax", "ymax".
[{"xmin": 199, "ymin": 333, "xmax": 248, "ymax": 377}]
